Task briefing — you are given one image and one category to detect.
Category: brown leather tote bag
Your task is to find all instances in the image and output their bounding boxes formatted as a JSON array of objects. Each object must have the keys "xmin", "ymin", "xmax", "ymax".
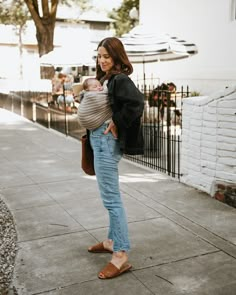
[{"xmin": 81, "ymin": 134, "xmax": 95, "ymax": 176}]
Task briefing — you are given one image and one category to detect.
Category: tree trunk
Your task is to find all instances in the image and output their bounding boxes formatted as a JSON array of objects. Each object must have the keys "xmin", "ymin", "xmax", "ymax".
[
  {"xmin": 24, "ymin": 0, "xmax": 58, "ymax": 57},
  {"xmin": 36, "ymin": 20, "xmax": 54, "ymax": 57},
  {"xmin": 18, "ymin": 26, "xmax": 24, "ymax": 79}
]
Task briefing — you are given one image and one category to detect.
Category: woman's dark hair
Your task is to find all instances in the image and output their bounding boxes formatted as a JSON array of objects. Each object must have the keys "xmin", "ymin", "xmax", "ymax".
[{"xmin": 96, "ymin": 37, "xmax": 133, "ymax": 82}]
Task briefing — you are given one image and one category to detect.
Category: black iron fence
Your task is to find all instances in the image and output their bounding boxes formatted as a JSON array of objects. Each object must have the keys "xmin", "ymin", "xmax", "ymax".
[
  {"xmin": 0, "ymin": 84, "xmax": 190, "ymax": 179},
  {"xmin": 0, "ymin": 90, "xmax": 86, "ymax": 140},
  {"xmin": 123, "ymin": 85, "xmax": 189, "ymax": 178}
]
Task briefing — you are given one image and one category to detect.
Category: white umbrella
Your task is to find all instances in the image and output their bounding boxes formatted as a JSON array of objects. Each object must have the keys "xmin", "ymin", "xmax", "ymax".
[
  {"xmin": 40, "ymin": 45, "xmax": 95, "ymax": 67},
  {"xmin": 120, "ymin": 24, "xmax": 198, "ymax": 83}
]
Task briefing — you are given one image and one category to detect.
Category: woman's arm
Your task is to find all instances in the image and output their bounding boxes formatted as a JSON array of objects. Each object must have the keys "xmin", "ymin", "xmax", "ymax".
[{"xmin": 109, "ymin": 74, "xmax": 144, "ymax": 130}]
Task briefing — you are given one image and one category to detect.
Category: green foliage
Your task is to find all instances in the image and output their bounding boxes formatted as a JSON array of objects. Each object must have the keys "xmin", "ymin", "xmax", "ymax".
[
  {"xmin": 109, "ymin": 0, "xmax": 139, "ymax": 37},
  {"xmin": 0, "ymin": 0, "xmax": 30, "ymax": 50},
  {"xmin": 191, "ymin": 91, "xmax": 201, "ymax": 97},
  {"xmin": 60, "ymin": 0, "xmax": 93, "ymax": 13},
  {"xmin": 71, "ymin": 0, "xmax": 93, "ymax": 12},
  {"xmin": 0, "ymin": 0, "xmax": 92, "ymax": 26},
  {"xmin": 0, "ymin": 0, "xmax": 30, "ymax": 27}
]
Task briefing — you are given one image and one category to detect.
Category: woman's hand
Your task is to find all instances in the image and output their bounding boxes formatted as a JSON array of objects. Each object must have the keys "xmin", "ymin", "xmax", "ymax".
[{"xmin": 104, "ymin": 120, "xmax": 118, "ymax": 138}]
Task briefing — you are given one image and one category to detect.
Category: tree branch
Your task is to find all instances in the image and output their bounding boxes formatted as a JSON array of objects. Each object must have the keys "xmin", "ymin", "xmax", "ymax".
[
  {"xmin": 32, "ymin": 0, "xmax": 39, "ymax": 15},
  {"xmin": 24, "ymin": 0, "xmax": 44, "ymax": 31},
  {"xmin": 51, "ymin": 0, "xmax": 58, "ymax": 20},
  {"xmin": 42, "ymin": 0, "xmax": 49, "ymax": 17}
]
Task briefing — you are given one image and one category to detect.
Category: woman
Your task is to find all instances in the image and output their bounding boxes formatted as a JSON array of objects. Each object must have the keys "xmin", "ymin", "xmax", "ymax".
[{"xmin": 79, "ymin": 37, "xmax": 144, "ymax": 279}]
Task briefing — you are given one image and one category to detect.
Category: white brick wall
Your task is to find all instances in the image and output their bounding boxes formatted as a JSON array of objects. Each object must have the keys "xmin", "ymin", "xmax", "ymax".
[{"xmin": 180, "ymin": 85, "xmax": 236, "ymax": 195}]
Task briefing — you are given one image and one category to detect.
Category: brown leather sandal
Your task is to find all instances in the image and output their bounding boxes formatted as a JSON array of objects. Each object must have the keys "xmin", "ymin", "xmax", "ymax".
[
  {"xmin": 98, "ymin": 262, "xmax": 132, "ymax": 279},
  {"xmin": 88, "ymin": 242, "xmax": 113, "ymax": 254}
]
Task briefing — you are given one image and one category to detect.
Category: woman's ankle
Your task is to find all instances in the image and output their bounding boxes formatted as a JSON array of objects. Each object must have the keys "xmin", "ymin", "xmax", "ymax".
[
  {"xmin": 103, "ymin": 239, "xmax": 113, "ymax": 250},
  {"xmin": 113, "ymin": 250, "xmax": 128, "ymax": 259},
  {"xmin": 111, "ymin": 251, "xmax": 128, "ymax": 269}
]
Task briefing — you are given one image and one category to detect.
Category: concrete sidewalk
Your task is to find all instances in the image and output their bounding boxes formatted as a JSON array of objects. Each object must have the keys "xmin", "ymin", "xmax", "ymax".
[{"xmin": 0, "ymin": 108, "xmax": 236, "ymax": 295}]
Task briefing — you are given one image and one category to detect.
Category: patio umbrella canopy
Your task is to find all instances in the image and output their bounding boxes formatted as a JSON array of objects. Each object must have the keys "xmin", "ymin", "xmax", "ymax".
[
  {"xmin": 120, "ymin": 24, "xmax": 198, "ymax": 63},
  {"xmin": 40, "ymin": 45, "xmax": 96, "ymax": 67},
  {"xmin": 120, "ymin": 24, "xmax": 198, "ymax": 84}
]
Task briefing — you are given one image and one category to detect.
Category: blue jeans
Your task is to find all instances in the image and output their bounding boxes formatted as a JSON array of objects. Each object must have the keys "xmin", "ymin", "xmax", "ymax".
[{"xmin": 89, "ymin": 123, "xmax": 130, "ymax": 252}]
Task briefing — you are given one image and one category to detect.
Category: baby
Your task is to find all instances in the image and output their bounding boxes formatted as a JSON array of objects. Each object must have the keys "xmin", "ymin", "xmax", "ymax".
[
  {"xmin": 77, "ymin": 78, "xmax": 112, "ymax": 130},
  {"xmin": 82, "ymin": 77, "xmax": 103, "ymax": 92}
]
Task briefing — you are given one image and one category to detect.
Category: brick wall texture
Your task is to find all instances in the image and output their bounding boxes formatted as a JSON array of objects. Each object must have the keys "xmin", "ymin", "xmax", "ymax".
[{"xmin": 180, "ymin": 85, "xmax": 236, "ymax": 205}]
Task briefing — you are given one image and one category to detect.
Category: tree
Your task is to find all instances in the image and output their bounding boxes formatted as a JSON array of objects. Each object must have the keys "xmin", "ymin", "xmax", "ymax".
[
  {"xmin": 23, "ymin": 0, "xmax": 58, "ymax": 57},
  {"xmin": 0, "ymin": 0, "xmax": 30, "ymax": 78},
  {"xmin": 0, "ymin": 0, "xmax": 92, "ymax": 58},
  {"xmin": 23, "ymin": 0, "xmax": 92, "ymax": 57},
  {"xmin": 109, "ymin": 0, "xmax": 139, "ymax": 37}
]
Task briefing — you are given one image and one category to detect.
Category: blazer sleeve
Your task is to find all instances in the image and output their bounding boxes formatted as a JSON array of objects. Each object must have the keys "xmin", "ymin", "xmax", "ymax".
[{"xmin": 110, "ymin": 74, "xmax": 144, "ymax": 129}]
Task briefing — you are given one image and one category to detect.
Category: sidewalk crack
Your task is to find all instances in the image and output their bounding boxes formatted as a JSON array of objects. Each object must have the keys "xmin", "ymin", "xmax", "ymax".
[{"xmin": 155, "ymin": 274, "xmax": 174, "ymax": 285}]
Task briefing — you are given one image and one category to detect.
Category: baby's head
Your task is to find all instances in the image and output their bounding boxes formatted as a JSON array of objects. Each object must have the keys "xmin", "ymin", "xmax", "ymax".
[{"xmin": 83, "ymin": 78, "xmax": 103, "ymax": 91}]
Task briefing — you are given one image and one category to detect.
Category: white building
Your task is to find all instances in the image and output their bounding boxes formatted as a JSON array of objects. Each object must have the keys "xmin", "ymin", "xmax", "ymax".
[{"xmin": 139, "ymin": 0, "xmax": 236, "ymax": 94}]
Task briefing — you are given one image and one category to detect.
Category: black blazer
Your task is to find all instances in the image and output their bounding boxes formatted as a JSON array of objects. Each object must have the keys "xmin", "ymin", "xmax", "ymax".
[{"xmin": 107, "ymin": 73, "xmax": 144, "ymax": 155}]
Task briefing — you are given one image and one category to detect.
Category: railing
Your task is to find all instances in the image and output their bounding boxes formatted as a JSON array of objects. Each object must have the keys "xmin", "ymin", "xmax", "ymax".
[
  {"xmin": 0, "ymin": 85, "xmax": 190, "ymax": 179},
  {"xmin": 0, "ymin": 90, "xmax": 85, "ymax": 140},
  {"xmin": 124, "ymin": 86, "xmax": 190, "ymax": 178}
]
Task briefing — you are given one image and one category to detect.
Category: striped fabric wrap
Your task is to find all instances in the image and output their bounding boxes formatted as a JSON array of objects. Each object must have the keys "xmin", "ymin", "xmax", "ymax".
[{"xmin": 77, "ymin": 88, "xmax": 112, "ymax": 130}]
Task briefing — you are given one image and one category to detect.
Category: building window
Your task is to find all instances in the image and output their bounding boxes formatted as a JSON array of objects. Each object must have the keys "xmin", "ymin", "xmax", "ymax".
[{"xmin": 231, "ymin": 0, "xmax": 236, "ymax": 21}]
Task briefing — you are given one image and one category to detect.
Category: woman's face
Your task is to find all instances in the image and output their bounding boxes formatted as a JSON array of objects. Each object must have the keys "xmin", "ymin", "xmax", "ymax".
[{"xmin": 97, "ymin": 46, "xmax": 114, "ymax": 73}]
